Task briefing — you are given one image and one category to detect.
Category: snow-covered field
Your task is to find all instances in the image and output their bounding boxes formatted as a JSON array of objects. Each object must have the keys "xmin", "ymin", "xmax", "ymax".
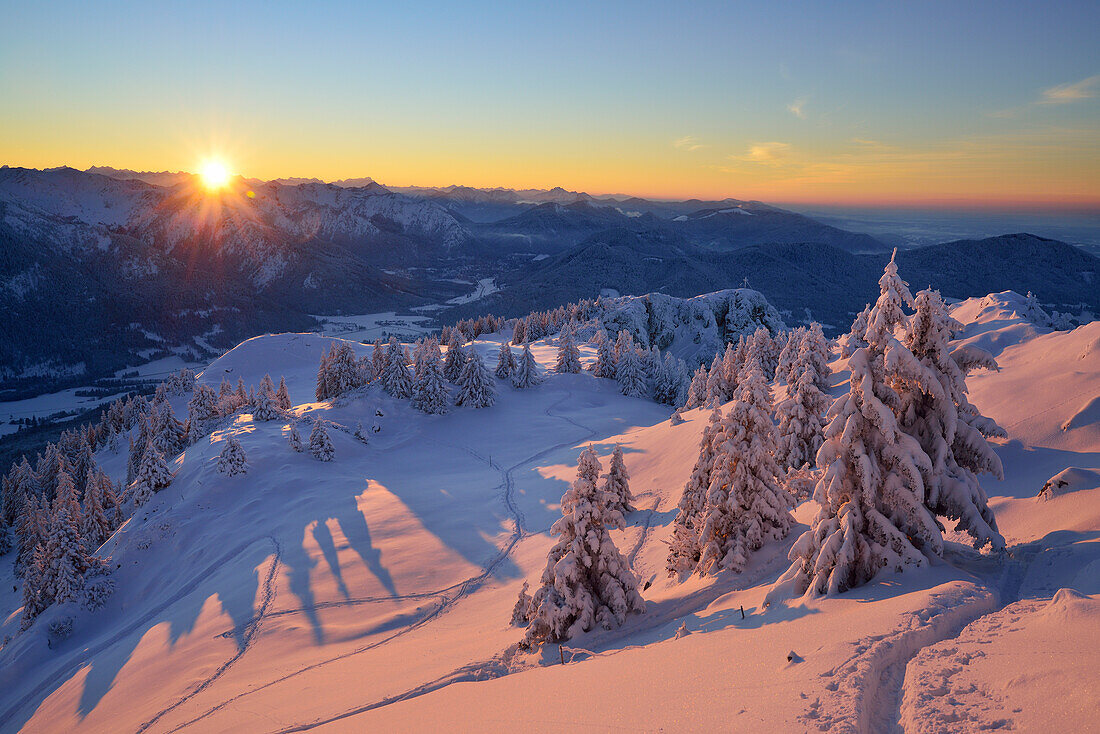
[
  {"xmin": 310, "ymin": 312, "xmax": 434, "ymax": 342},
  {"xmin": 0, "ymin": 292, "xmax": 1096, "ymax": 732}
]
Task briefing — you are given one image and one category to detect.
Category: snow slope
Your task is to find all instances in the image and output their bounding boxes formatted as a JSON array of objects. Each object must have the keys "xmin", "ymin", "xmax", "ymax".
[{"xmin": 0, "ymin": 294, "xmax": 1097, "ymax": 733}]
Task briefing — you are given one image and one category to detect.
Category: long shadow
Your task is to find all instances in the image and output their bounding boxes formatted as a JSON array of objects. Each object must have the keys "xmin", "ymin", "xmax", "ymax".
[{"xmin": 281, "ymin": 529, "xmax": 324, "ymax": 645}]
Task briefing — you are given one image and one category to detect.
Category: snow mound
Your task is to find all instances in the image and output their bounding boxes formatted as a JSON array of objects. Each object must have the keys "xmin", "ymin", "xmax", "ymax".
[{"xmin": 1038, "ymin": 467, "xmax": 1100, "ymax": 500}]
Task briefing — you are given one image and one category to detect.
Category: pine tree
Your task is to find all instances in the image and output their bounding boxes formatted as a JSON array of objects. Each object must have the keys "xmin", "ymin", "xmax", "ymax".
[
  {"xmin": 775, "ymin": 336, "xmax": 831, "ymax": 471},
  {"xmin": 287, "ymin": 424, "xmax": 303, "ymax": 452},
  {"xmin": 898, "ymin": 289, "xmax": 1005, "ymax": 549},
  {"xmin": 839, "ymin": 305, "xmax": 872, "ymax": 358},
  {"xmin": 802, "ymin": 322, "xmax": 832, "ymax": 394},
  {"xmin": 554, "ymin": 328, "xmax": 582, "ymax": 374},
  {"xmin": 523, "ymin": 448, "xmax": 644, "ymax": 646},
  {"xmin": 275, "ymin": 376, "xmax": 292, "ymax": 410},
  {"xmin": 20, "ymin": 544, "xmax": 48, "ymax": 628},
  {"xmin": 187, "ymin": 383, "xmax": 220, "ymax": 441},
  {"xmin": 252, "ymin": 384, "xmax": 279, "ymax": 421},
  {"xmin": 381, "ymin": 338, "xmax": 414, "ymax": 398},
  {"xmin": 81, "ymin": 471, "xmax": 113, "ymax": 551},
  {"xmin": 775, "ymin": 327, "xmax": 807, "ymax": 385},
  {"xmin": 15, "ymin": 492, "xmax": 48, "ymax": 572},
  {"xmin": 310, "ymin": 420, "xmax": 335, "ymax": 462},
  {"xmin": 43, "ymin": 500, "xmax": 92, "ymax": 605},
  {"xmin": 495, "ymin": 341, "xmax": 517, "ymax": 379},
  {"xmin": 456, "ymin": 349, "xmax": 497, "ymax": 408},
  {"xmin": 217, "ymin": 438, "xmax": 248, "ymax": 476},
  {"xmin": 667, "ymin": 409, "xmax": 724, "ymax": 575},
  {"xmin": 413, "ymin": 342, "xmax": 451, "ymax": 414},
  {"xmin": 591, "ymin": 329, "xmax": 617, "ymax": 378},
  {"xmin": 370, "ymin": 339, "xmax": 387, "ymax": 381},
  {"xmin": 615, "ymin": 341, "xmax": 647, "ymax": 398},
  {"xmin": 695, "ymin": 366, "xmax": 794, "ymax": 574},
  {"xmin": 768, "ymin": 252, "xmax": 943, "ymax": 601},
  {"xmin": 612, "ymin": 330, "xmax": 633, "ymax": 363},
  {"xmin": 705, "ymin": 352, "xmax": 729, "ymax": 405},
  {"xmin": 512, "ymin": 344, "xmax": 543, "ymax": 389},
  {"xmin": 217, "ymin": 377, "xmax": 238, "ymax": 415},
  {"xmin": 602, "ymin": 445, "xmax": 633, "ymax": 514},
  {"xmin": 511, "ymin": 581, "xmax": 532, "ymax": 626}
]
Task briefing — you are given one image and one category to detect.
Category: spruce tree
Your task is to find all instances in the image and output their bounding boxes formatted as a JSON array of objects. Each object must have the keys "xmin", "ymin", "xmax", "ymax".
[
  {"xmin": 775, "ymin": 327, "xmax": 807, "ymax": 385},
  {"xmin": 20, "ymin": 544, "xmax": 48, "ymax": 628},
  {"xmin": 130, "ymin": 445, "xmax": 173, "ymax": 507},
  {"xmin": 555, "ymin": 328, "xmax": 582, "ymax": 374},
  {"xmin": 456, "ymin": 349, "xmax": 497, "ymax": 408},
  {"xmin": 898, "ymin": 289, "xmax": 1005, "ymax": 549},
  {"xmin": 683, "ymin": 365, "xmax": 709, "ymax": 409},
  {"xmin": 370, "ymin": 339, "xmax": 387, "ymax": 381},
  {"xmin": 495, "ymin": 341, "xmax": 517, "ymax": 379},
  {"xmin": 602, "ymin": 445, "xmax": 633, "ymax": 514},
  {"xmin": 591, "ymin": 329, "xmax": 617, "ymax": 378},
  {"xmin": 217, "ymin": 438, "xmax": 248, "ymax": 476},
  {"xmin": 275, "ymin": 376, "xmax": 293, "ymax": 410},
  {"xmin": 442, "ymin": 333, "xmax": 466, "ymax": 383},
  {"xmin": 310, "ymin": 420, "xmax": 335, "ymax": 462},
  {"xmin": 512, "ymin": 344, "xmax": 543, "ymax": 389},
  {"xmin": 287, "ymin": 424, "xmax": 303, "ymax": 452},
  {"xmin": 667, "ymin": 408, "xmax": 724, "ymax": 575},
  {"xmin": 187, "ymin": 383, "xmax": 220, "ymax": 441},
  {"xmin": 768, "ymin": 253, "xmax": 943, "ymax": 600},
  {"xmin": 523, "ymin": 448, "xmax": 644, "ymax": 646},
  {"xmin": 775, "ymin": 339, "xmax": 830, "ymax": 471},
  {"xmin": 695, "ymin": 365, "xmax": 793, "ymax": 574},
  {"xmin": 381, "ymin": 338, "xmax": 414, "ymax": 398},
  {"xmin": 81, "ymin": 470, "xmax": 113, "ymax": 551},
  {"xmin": 615, "ymin": 342, "xmax": 647, "ymax": 398},
  {"xmin": 413, "ymin": 342, "xmax": 451, "ymax": 414}
]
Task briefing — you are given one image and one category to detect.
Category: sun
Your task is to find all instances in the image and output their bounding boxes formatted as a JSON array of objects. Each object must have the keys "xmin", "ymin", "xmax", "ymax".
[{"xmin": 198, "ymin": 159, "xmax": 231, "ymax": 190}]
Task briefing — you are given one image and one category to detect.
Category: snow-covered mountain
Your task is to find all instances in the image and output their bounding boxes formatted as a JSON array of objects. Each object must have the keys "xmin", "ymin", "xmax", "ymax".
[{"xmin": 0, "ymin": 285, "xmax": 1095, "ymax": 732}]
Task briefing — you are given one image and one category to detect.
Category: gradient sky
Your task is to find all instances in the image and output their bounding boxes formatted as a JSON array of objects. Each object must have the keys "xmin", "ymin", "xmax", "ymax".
[{"xmin": 2, "ymin": 0, "xmax": 1098, "ymax": 206}]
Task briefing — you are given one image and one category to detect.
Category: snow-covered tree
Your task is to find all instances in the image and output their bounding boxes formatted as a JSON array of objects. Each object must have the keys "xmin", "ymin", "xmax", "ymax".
[
  {"xmin": 616, "ymin": 340, "xmax": 647, "ymax": 398},
  {"xmin": 130, "ymin": 445, "xmax": 173, "ymax": 507},
  {"xmin": 602, "ymin": 445, "xmax": 633, "ymax": 514},
  {"xmin": 287, "ymin": 424, "xmax": 303, "ymax": 452},
  {"xmin": 695, "ymin": 365, "xmax": 793, "ymax": 574},
  {"xmin": 653, "ymin": 353, "xmax": 687, "ymax": 406},
  {"xmin": 768, "ymin": 253, "xmax": 943, "ymax": 600},
  {"xmin": 370, "ymin": 339, "xmax": 387, "ymax": 381},
  {"xmin": 705, "ymin": 352, "xmax": 730, "ymax": 405},
  {"xmin": 413, "ymin": 340, "xmax": 451, "ymax": 414},
  {"xmin": 612, "ymin": 330, "xmax": 634, "ymax": 363},
  {"xmin": 775, "ymin": 327, "xmax": 807, "ymax": 385},
  {"xmin": 495, "ymin": 341, "xmax": 517, "ymax": 379},
  {"xmin": 456, "ymin": 349, "xmax": 497, "ymax": 408},
  {"xmin": 81, "ymin": 470, "xmax": 114, "ymax": 551},
  {"xmin": 511, "ymin": 581, "xmax": 531, "ymax": 626},
  {"xmin": 838, "ymin": 304, "xmax": 872, "ymax": 358},
  {"xmin": 275, "ymin": 376, "xmax": 292, "ymax": 410},
  {"xmin": 683, "ymin": 365, "xmax": 709, "ymax": 409},
  {"xmin": 591, "ymin": 329, "xmax": 617, "ymax": 378},
  {"xmin": 442, "ymin": 333, "xmax": 466, "ymax": 383},
  {"xmin": 522, "ymin": 447, "xmax": 644, "ymax": 646},
  {"xmin": 217, "ymin": 438, "xmax": 248, "ymax": 476},
  {"xmin": 20, "ymin": 544, "xmax": 48, "ymax": 628},
  {"xmin": 747, "ymin": 327, "xmax": 779, "ymax": 380},
  {"xmin": 775, "ymin": 335, "xmax": 831, "ymax": 471},
  {"xmin": 554, "ymin": 327, "xmax": 582, "ymax": 374},
  {"xmin": 187, "ymin": 383, "xmax": 220, "ymax": 441},
  {"xmin": 512, "ymin": 344, "xmax": 543, "ymax": 389},
  {"xmin": 252, "ymin": 382, "xmax": 280, "ymax": 421},
  {"xmin": 310, "ymin": 420, "xmax": 335, "ymax": 462},
  {"xmin": 381, "ymin": 338, "xmax": 414, "ymax": 398},
  {"xmin": 43, "ymin": 499, "xmax": 94, "ymax": 605},
  {"xmin": 667, "ymin": 408, "xmax": 724, "ymax": 575},
  {"xmin": 898, "ymin": 289, "xmax": 1005, "ymax": 549}
]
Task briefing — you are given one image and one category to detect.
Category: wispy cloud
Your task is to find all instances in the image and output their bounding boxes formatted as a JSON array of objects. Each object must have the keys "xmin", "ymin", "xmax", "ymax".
[
  {"xmin": 673, "ymin": 135, "xmax": 705, "ymax": 151},
  {"xmin": 1038, "ymin": 74, "xmax": 1100, "ymax": 104},
  {"xmin": 787, "ymin": 97, "xmax": 808, "ymax": 119},
  {"xmin": 738, "ymin": 142, "xmax": 792, "ymax": 164}
]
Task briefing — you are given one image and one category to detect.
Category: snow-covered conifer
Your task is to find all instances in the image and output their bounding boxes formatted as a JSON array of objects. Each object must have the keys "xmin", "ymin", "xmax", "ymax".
[
  {"xmin": 310, "ymin": 420, "xmax": 335, "ymax": 462},
  {"xmin": 287, "ymin": 424, "xmax": 303, "ymax": 452},
  {"xmin": 554, "ymin": 328, "xmax": 582, "ymax": 373},
  {"xmin": 602, "ymin": 445, "xmax": 633, "ymax": 514},
  {"xmin": 838, "ymin": 304, "xmax": 872, "ymax": 358},
  {"xmin": 275, "ymin": 376, "xmax": 292, "ymax": 410},
  {"xmin": 775, "ymin": 327, "xmax": 807, "ymax": 385},
  {"xmin": 381, "ymin": 338, "xmax": 414, "ymax": 398},
  {"xmin": 456, "ymin": 349, "xmax": 497, "ymax": 408},
  {"xmin": 683, "ymin": 365, "xmax": 709, "ymax": 409},
  {"xmin": 413, "ymin": 342, "xmax": 451, "ymax": 414},
  {"xmin": 495, "ymin": 341, "xmax": 517, "ymax": 379},
  {"xmin": 130, "ymin": 445, "xmax": 173, "ymax": 507},
  {"xmin": 616, "ymin": 342, "xmax": 647, "ymax": 398},
  {"xmin": 695, "ymin": 365, "xmax": 793, "ymax": 574},
  {"xmin": 442, "ymin": 333, "xmax": 466, "ymax": 383},
  {"xmin": 591, "ymin": 329, "xmax": 617, "ymax": 378},
  {"xmin": 667, "ymin": 408, "xmax": 724, "ymax": 575},
  {"xmin": 81, "ymin": 471, "xmax": 113, "ymax": 551},
  {"xmin": 512, "ymin": 344, "xmax": 543, "ymax": 389},
  {"xmin": 511, "ymin": 581, "xmax": 531, "ymax": 626},
  {"xmin": 523, "ymin": 448, "xmax": 644, "ymax": 646},
  {"xmin": 370, "ymin": 339, "xmax": 387, "ymax": 381},
  {"xmin": 705, "ymin": 352, "xmax": 731, "ymax": 405},
  {"xmin": 217, "ymin": 438, "xmax": 248, "ymax": 476},
  {"xmin": 898, "ymin": 289, "xmax": 1005, "ymax": 549},
  {"xmin": 775, "ymin": 341, "xmax": 830, "ymax": 471},
  {"xmin": 252, "ymin": 384, "xmax": 279, "ymax": 421},
  {"xmin": 187, "ymin": 383, "xmax": 219, "ymax": 442},
  {"xmin": 20, "ymin": 544, "xmax": 48, "ymax": 628}
]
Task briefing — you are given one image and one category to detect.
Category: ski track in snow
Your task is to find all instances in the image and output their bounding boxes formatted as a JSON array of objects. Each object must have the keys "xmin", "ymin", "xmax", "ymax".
[
  {"xmin": 802, "ymin": 543, "xmax": 1045, "ymax": 734},
  {"xmin": 162, "ymin": 390, "xmax": 600, "ymax": 733}
]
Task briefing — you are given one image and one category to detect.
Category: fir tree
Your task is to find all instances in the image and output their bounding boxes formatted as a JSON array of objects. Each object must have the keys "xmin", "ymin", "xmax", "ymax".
[
  {"xmin": 252, "ymin": 384, "xmax": 279, "ymax": 421},
  {"xmin": 413, "ymin": 342, "xmax": 451, "ymax": 414},
  {"xmin": 511, "ymin": 581, "xmax": 532, "ymax": 626},
  {"xmin": 523, "ymin": 448, "xmax": 644, "ymax": 646},
  {"xmin": 217, "ymin": 438, "xmax": 248, "ymax": 476},
  {"xmin": 683, "ymin": 365, "xmax": 709, "ymax": 409},
  {"xmin": 275, "ymin": 376, "xmax": 293, "ymax": 410},
  {"xmin": 839, "ymin": 304, "xmax": 872, "ymax": 358},
  {"xmin": 615, "ymin": 341, "xmax": 647, "ymax": 398},
  {"xmin": 187, "ymin": 383, "xmax": 220, "ymax": 441},
  {"xmin": 20, "ymin": 544, "xmax": 48, "ymax": 628},
  {"xmin": 130, "ymin": 445, "xmax": 173, "ymax": 507},
  {"xmin": 775, "ymin": 337, "xmax": 830, "ymax": 471},
  {"xmin": 381, "ymin": 338, "xmax": 414, "ymax": 398},
  {"xmin": 554, "ymin": 327, "xmax": 582, "ymax": 374},
  {"xmin": 495, "ymin": 341, "xmax": 517, "ymax": 379},
  {"xmin": 442, "ymin": 333, "xmax": 466, "ymax": 383},
  {"xmin": 512, "ymin": 344, "xmax": 543, "ymax": 389},
  {"xmin": 370, "ymin": 339, "xmax": 387, "ymax": 381},
  {"xmin": 775, "ymin": 327, "xmax": 807, "ymax": 385},
  {"xmin": 695, "ymin": 366, "xmax": 794, "ymax": 574},
  {"xmin": 602, "ymin": 445, "xmax": 633, "ymax": 514},
  {"xmin": 310, "ymin": 420, "xmax": 335, "ymax": 462},
  {"xmin": 898, "ymin": 289, "xmax": 1005, "ymax": 549},
  {"xmin": 81, "ymin": 470, "xmax": 113, "ymax": 551},
  {"xmin": 667, "ymin": 409, "xmax": 724, "ymax": 575},
  {"xmin": 591, "ymin": 329, "xmax": 617, "ymax": 378},
  {"xmin": 287, "ymin": 424, "xmax": 303, "ymax": 452},
  {"xmin": 456, "ymin": 349, "xmax": 497, "ymax": 408}
]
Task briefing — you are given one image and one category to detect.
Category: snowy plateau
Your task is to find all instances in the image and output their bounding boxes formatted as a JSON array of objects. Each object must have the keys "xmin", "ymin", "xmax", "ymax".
[{"xmin": 0, "ymin": 287, "xmax": 1097, "ymax": 734}]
